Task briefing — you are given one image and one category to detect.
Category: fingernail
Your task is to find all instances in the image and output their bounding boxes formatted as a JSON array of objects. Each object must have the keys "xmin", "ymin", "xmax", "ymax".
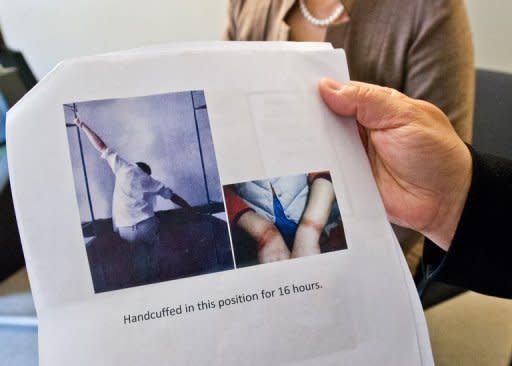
[{"xmin": 321, "ymin": 78, "xmax": 343, "ymax": 92}]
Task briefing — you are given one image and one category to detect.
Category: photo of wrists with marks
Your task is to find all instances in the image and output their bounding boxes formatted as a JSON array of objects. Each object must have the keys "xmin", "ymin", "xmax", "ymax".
[{"xmin": 223, "ymin": 171, "xmax": 347, "ymax": 268}]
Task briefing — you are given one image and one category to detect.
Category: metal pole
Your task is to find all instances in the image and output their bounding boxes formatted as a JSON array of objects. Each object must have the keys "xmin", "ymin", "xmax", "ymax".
[
  {"xmin": 190, "ymin": 92, "xmax": 219, "ymax": 266},
  {"xmin": 73, "ymin": 103, "xmax": 97, "ymax": 236},
  {"xmin": 191, "ymin": 92, "xmax": 211, "ymax": 206}
]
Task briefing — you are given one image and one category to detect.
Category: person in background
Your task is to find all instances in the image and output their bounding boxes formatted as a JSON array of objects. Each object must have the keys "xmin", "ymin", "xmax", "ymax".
[
  {"xmin": 223, "ymin": 0, "xmax": 475, "ymax": 275},
  {"xmin": 319, "ymin": 78, "xmax": 511, "ymax": 299}
]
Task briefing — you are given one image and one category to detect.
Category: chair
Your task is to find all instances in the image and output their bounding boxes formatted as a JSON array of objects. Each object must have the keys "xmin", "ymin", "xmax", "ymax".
[
  {"xmin": 0, "ymin": 33, "xmax": 36, "ymax": 281},
  {"xmin": 421, "ymin": 68, "xmax": 512, "ymax": 309},
  {"xmin": 472, "ymin": 69, "xmax": 512, "ymax": 159}
]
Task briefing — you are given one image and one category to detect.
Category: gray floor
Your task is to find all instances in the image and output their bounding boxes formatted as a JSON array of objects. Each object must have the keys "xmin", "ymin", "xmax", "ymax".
[
  {"xmin": 0, "ymin": 269, "xmax": 37, "ymax": 366},
  {"xmin": 0, "ymin": 326, "xmax": 38, "ymax": 366}
]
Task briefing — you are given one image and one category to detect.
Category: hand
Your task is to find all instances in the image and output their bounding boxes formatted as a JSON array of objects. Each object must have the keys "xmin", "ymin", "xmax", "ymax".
[
  {"xmin": 170, "ymin": 193, "xmax": 192, "ymax": 210},
  {"xmin": 319, "ymin": 79, "xmax": 472, "ymax": 250},
  {"xmin": 237, "ymin": 210, "xmax": 290, "ymax": 263},
  {"xmin": 257, "ymin": 231, "xmax": 291, "ymax": 263},
  {"xmin": 291, "ymin": 222, "xmax": 321, "ymax": 258},
  {"xmin": 74, "ymin": 117, "xmax": 83, "ymax": 128}
]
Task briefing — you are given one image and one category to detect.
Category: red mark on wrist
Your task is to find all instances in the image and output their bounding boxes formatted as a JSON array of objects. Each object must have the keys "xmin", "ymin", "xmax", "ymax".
[
  {"xmin": 300, "ymin": 218, "xmax": 324, "ymax": 233},
  {"xmin": 256, "ymin": 226, "xmax": 279, "ymax": 251}
]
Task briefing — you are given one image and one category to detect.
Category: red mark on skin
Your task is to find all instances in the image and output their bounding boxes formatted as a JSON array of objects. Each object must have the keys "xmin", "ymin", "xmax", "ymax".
[
  {"xmin": 300, "ymin": 217, "xmax": 324, "ymax": 233},
  {"xmin": 256, "ymin": 226, "xmax": 280, "ymax": 251}
]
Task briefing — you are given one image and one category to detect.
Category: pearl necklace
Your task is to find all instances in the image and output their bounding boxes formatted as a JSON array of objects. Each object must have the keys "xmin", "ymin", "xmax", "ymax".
[{"xmin": 298, "ymin": 0, "xmax": 344, "ymax": 27}]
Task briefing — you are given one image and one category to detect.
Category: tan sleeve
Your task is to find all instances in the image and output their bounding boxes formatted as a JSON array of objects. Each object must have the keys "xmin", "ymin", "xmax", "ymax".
[
  {"xmin": 405, "ymin": 0, "xmax": 474, "ymax": 142},
  {"xmin": 222, "ymin": 0, "xmax": 241, "ymax": 40}
]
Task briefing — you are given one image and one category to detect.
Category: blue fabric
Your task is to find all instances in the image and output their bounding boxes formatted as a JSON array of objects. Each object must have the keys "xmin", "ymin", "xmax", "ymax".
[
  {"xmin": 234, "ymin": 175, "xmax": 309, "ymax": 225},
  {"xmin": 272, "ymin": 195, "xmax": 298, "ymax": 249},
  {"xmin": 0, "ymin": 93, "xmax": 7, "ymax": 144},
  {"xmin": 0, "ymin": 146, "xmax": 8, "ymax": 193}
]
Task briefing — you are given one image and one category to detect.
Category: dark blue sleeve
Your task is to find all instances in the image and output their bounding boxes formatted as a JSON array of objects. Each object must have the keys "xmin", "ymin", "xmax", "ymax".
[{"xmin": 422, "ymin": 146, "xmax": 512, "ymax": 299}]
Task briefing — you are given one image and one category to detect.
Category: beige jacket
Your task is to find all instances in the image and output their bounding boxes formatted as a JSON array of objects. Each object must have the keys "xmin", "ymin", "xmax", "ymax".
[
  {"xmin": 223, "ymin": 0, "xmax": 475, "ymax": 273},
  {"xmin": 224, "ymin": 0, "xmax": 474, "ymax": 141}
]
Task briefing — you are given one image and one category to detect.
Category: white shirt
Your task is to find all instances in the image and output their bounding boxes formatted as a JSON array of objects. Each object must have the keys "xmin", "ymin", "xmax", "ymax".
[
  {"xmin": 234, "ymin": 175, "xmax": 309, "ymax": 224},
  {"xmin": 101, "ymin": 148, "xmax": 173, "ymax": 228}
]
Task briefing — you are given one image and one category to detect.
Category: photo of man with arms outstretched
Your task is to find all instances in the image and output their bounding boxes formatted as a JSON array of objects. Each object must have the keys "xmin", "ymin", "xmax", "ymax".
[
  {"xmin": 65, "ymin": 90, "xmax": 234, "ymax": 293},
  {"xmin": 75, "ymin": 117, "xmax": 191, "ymax": 284}
]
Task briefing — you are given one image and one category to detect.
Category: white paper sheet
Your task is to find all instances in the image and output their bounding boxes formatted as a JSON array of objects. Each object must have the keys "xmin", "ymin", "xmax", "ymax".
[{"xmin": 7, "ymin": 42, "xmax": 433, "ymax": 365}]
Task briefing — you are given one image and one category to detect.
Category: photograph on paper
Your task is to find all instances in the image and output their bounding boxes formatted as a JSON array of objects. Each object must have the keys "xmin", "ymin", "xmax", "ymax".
[
  {"xmin": 64, "ymin": 90, "xmax": 233, "ymax": 293},
  {"xmin": 223, "ymin": 171, "xmax": 347, "ymax": 267}
]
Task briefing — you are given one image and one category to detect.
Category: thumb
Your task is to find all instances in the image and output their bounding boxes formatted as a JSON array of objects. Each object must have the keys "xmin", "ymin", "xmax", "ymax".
[{"xmin": 319, "ymin": 78, "xmax": 410, "ymax": 130}]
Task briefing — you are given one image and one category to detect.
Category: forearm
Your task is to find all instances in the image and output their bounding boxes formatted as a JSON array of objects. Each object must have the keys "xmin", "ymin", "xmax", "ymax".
[
  {"xmin": 299, "ymin": 178, "xmax": 335, "ymax": 232},
  {"xmin": 170, "ymin": 193, "xmax": 191, "ymax": 209},
  {"xmin": 290, "ymin": 179, "xmax": 335, "ymax": 257},
  {"xmin": 237, "ymin": 210, "xmax": 278, "ymax": 249},
  {"xmin": 237, "ymin": 210, "xmax": 290, "ymax": 262},
  {"xmin": 80, "ymin": 123, "xmax": 107, "ymax": 152}
]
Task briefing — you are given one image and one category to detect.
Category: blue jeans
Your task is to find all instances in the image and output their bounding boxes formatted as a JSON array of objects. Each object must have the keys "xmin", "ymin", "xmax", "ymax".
[{"xmin": 118, "ymin": 216, "xmax": 160, "ymax": 284}]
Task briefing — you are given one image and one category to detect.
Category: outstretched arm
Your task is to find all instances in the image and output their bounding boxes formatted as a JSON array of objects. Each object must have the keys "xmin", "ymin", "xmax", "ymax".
[
  {"xmin": 170, "ymin": 193, "xmax": 192, "ymax": 209},
  {"xmin": 75, "ymin": 117, "xmax": 107, "ymax": 153}
]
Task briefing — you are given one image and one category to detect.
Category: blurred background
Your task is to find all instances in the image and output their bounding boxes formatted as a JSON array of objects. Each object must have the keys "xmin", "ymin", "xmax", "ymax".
[
  {"xmin": 0, "ymin": 0, "xmax": 510, "ymax": 79},
  {"xmin": 0, "ymin": 1, "xmax": 511, "ymax": 365}
]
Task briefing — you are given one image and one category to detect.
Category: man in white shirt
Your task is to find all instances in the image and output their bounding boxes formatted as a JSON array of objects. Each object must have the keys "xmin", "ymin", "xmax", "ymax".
[{"xmin": 75, "ymin": 117, "xmax": 191, "ymax": 284}]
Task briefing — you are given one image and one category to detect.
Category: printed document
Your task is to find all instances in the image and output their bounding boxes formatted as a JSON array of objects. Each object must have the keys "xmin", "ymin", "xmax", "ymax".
[{"xmin": 7, "ymin": 42, "xmax": 433, "ymax": 365}]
